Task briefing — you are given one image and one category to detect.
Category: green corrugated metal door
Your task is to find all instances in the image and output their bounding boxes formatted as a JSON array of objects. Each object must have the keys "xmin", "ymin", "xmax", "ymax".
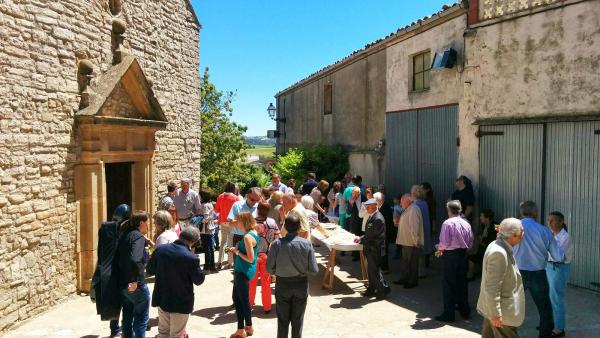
[
  {"xmin": 478, "ymin": 124, "xmax": 544, "ymax": 220},
  {"xmin": 385, "ymin": 105, "xmax": 458, "ymax": 224},
  {"xmin": 545, "ymin": 121, "xmax": 600, "ymax": 291},
  {"xmin": 385, "ymin": 111, "xmax": 418, "ymax": 196},
  {"xmin": 417, "ymin": 106, "xmax": 459, "ymax": 223}
]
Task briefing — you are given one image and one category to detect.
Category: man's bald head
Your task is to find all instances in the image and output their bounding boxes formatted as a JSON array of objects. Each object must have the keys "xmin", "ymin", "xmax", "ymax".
[{"xmin": 400, "ymin": 193, "xmax": 412, "ymax": 209}]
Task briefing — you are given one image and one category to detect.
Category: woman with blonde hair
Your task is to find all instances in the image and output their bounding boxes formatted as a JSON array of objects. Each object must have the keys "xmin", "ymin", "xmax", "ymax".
[
  {"xmin": 228, "ymin": 212, "xmax": 259, "ymax": 338},
  {"xmin": 154, "ymin": 210, "xmax": 178, "ymax": 247}
]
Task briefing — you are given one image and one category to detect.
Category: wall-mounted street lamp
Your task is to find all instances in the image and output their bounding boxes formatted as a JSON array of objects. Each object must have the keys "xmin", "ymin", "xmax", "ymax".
[{"xmin": 267, "ymin": 102, "xmax": 286, "ymax": 122}]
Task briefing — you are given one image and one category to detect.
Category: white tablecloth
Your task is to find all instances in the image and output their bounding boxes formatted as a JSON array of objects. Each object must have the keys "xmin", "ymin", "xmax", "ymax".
[{"xmin": 311, "ymin": 223, "xmax": 363, "ymax": 251}]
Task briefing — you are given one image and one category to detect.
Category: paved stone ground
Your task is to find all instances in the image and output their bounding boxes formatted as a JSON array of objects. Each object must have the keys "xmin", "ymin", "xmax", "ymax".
[{"xmin": 3, "ymin": 246, "xmax": 599, "ymax": 338}]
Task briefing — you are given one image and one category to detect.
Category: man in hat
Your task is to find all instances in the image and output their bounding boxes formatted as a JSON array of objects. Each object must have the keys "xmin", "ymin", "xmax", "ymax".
[
  {"xmin": 354, "ymin": 198, "xmax": 390, "ymax": 300},
  {"xmin": 172, "ymin": 178, "xmax": 202, "ymax": 230}
]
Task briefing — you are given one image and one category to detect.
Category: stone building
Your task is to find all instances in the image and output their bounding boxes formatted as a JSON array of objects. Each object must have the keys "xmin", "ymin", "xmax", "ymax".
[
  {"xmin": 274, "ymin": 0, "xmax": 600, "ymax": 290},
  {"xmin": 0, "ymin": 0, "xmax": 201, "ymax": 332}
]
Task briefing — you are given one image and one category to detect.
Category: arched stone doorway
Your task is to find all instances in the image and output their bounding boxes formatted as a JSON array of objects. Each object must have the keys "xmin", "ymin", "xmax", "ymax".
[{"xmin": 74, "ymin": 55, "xmax": 167, "ymax": 292}]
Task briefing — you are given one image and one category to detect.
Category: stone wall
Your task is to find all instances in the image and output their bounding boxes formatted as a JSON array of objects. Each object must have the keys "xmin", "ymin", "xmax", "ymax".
[{"xmin": 0, "ymin": 0, "xmax": 200, "ymax": 333}]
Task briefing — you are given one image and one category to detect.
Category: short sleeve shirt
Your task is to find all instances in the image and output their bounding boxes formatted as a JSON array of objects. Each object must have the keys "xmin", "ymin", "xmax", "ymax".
[
  {"xmin": 227, "ymin": 200, "xmax": 258, "ymax": 235},
  {"xmin": 173, "ymin": 189, "xmax": 202, "ymax": 219},
  {"xmin": 214, "ymin": 193, "xmax": 238, "ymax": 223}
]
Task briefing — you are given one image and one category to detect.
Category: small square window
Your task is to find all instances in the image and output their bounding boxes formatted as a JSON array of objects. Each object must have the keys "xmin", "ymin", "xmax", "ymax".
[{"xmin": 412, "ymin": 51, "xmax": 431, "ymax": 91}]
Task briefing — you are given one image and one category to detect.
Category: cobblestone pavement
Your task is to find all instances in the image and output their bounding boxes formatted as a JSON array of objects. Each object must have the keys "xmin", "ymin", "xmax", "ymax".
[{"xmin": 3, "ymin": 246, "xmax": 599, "ymax": 338}]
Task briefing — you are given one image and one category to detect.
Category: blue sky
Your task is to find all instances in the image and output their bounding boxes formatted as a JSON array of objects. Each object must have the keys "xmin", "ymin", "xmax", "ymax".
[{"xmin": 191, "ymin": 0, "xmax": 455, "ymax": 136}]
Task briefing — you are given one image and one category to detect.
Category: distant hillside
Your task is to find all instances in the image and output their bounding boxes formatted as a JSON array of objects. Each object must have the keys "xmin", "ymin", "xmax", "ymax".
[{"xmin": 246, "ymin": 136, "xmax": 275, "ymax": 147}]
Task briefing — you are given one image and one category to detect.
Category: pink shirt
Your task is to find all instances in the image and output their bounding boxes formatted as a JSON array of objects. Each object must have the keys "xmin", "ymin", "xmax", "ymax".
[{"xmin": 437, "ymin": 216, "xmax": 473, "ymax": 251}]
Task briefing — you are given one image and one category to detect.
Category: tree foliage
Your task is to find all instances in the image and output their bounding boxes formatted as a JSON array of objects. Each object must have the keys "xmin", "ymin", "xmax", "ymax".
[
  {"xmin": 200, "ymin": 68, "xmax": 249, "ymax": 194},
  {"xmin": 271, "ymin": 148, "xmax": 305, "ymax": 182},
  {"xmin": 272, "ymin": 144, "xmax": 349, "ymax": 184}
]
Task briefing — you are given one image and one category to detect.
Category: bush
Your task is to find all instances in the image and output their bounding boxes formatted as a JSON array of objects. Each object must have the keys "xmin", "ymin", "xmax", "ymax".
[
  {"xmin": 240, "ymin": 164, "xmax": 271, "ymax": 195},
  {"xmin": 271, "ymin": 148, "xmax": 305, "ymax": 182},
  {"xmin": 273, "ymin": 144, "xmax": 349, "ymax": 184}
]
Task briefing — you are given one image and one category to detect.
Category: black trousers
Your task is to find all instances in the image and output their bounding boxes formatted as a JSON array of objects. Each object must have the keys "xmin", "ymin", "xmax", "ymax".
[
  {"xmin": 275, "ymin": 277, "xmax": 308, "ymax": 338},
  {"xmin": 400, "ymin": 246, "xmax": 421, "ymax": 286},
  {"xmin": 232, "ymin": 272, "xmax": 252, "ymax": 329},
  {"xmin": 381, "ymin": 240, "xmax": 390, "ymax": 271},
  {"xmin": 441, "ymin": 248, "xmax": 469, "ymax": 319},
  {"xmin": 521, "ymin": 270, "xmax": 554, "ymax": 338},
  {"xmin": 365, "ymin": 248, "xmax": 389, "ymax": 295}
]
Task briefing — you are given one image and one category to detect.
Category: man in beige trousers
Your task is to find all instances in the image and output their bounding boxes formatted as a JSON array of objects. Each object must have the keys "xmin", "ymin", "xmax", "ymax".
[
  {"xmin": 394, "ymin": 194, "xmax": 423, "ymax": 288},
  {"xmin": 477, "ymin": 218, "xmax": 525, "ymax": 338}
]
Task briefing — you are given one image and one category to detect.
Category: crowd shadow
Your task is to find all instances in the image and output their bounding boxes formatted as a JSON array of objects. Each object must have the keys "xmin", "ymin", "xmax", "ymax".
[
  {"xmin": 192, "ymin": 305, "xmax": 236, "ymax": 325},
  {"xmin": 192, "ymin": 303, "xmax": 277, "ymax": 326},
  {"xmin": 310, "ymin": 247, "xmax": 483, "ymax": 334}
]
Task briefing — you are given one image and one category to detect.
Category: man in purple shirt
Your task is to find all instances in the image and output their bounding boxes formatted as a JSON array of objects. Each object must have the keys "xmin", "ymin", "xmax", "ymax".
[{"xmin": 435, "ymin": 200, "xmax": 474, "ymax": 323}]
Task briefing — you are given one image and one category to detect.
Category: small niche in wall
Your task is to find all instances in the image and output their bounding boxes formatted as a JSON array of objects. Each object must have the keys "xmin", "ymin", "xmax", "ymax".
[{"xmin": 109, "ymin": 0, "xmax": 122, "ymax": 16}]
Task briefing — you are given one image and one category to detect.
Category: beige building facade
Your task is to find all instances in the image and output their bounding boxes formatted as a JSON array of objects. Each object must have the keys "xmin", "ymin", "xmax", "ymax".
[
  {"xmin": 275, "ymin": 49, "xmax": 387, "ymax": 185},
  {"xmin": 274, "ymin": 0, "xmax": 600, "ymax": 290},
  {"xmin": 0, "ymin": 0, "xmax": 201, "ymax": 332}
]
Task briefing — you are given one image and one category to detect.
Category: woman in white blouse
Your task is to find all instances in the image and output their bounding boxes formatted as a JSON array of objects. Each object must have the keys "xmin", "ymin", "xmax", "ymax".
[{"xmin": 546, "ymin": 211, "xmax": 572, "ymax": 337}]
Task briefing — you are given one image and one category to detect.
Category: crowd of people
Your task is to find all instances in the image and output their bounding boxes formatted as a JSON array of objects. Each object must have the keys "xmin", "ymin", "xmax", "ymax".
[{"xmin": 91, "ymin": 171, "xmax": 573, "ymax": 338}]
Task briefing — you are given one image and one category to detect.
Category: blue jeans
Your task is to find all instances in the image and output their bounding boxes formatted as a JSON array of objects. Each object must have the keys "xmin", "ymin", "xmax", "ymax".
[
  {"xmin": 521, "ymin": 270, "xmax": 554, "ymax": 337},
  {"xmin": 546, "ymin": 262, "xmax": 570, "ymax": 331},
  {"xmin": 201, "ymin": 234, "xmax": 216, "ymax": 269},
  {"xmin": 121, "ymin": 284, "xmax": 150, "ymax": 338},
  {"xmin": 110, "ymin": 319, "xmax": 121, "ymax": 335}
]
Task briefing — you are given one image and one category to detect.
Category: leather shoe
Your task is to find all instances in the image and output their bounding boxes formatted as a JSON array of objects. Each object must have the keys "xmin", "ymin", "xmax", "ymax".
[
  {"xmin": 361, "ymin": 290, "xmax": 375, "ymax": 297},
  {"xmin": 434, "ymin": 315, "xmax": 455, "ymax": 323},
  {"xmin": 375, "ymin": 292, "xmax": 388, "ymax": 300},
  {"xmin": 551, "ymin": 331, "xmax": 565, "ymax": 337}
]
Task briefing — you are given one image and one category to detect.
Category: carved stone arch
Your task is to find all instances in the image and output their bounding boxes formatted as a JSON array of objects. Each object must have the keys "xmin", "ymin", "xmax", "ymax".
[{"xmin": 74, "ymin": 55, "xmax": 167, "ymax": 292}]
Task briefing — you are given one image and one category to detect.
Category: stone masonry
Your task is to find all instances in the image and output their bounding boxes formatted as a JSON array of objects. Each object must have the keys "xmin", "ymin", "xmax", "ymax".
[{"xmin": 0, "ymin": 0, "xmax": 201, "ymax": 333}]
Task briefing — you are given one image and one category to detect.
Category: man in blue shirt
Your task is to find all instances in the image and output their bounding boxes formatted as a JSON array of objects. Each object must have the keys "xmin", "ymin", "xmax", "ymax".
[
  {"xmin": 514, "ymin": 201, "xmax": 564, "ymax": 338},
  {"xmin": 228, "ymin": 187, "xmax": 260, "ymax": 247}
]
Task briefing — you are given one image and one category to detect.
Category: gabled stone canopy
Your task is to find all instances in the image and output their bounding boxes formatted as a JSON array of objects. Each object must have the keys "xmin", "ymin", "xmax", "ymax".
[{"xmin": 76, "ymin": 54, "xmax": 168, "ymax": 128}]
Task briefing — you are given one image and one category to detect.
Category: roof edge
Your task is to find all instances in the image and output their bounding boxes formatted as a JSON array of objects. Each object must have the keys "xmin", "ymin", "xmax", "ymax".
[
  {"xmin": 275, "ymin": 2, "xmax": 465, "ymax": 97},
  {"xmin": 184, "ymin": 0, "xmax": 202, "ymax": 29}
]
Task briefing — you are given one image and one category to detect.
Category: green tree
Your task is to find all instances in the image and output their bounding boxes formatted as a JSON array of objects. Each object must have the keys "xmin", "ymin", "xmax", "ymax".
[
  {"xmin": 200, "ymin": 68, "xmax": 249, "ymax": 194},
  {"xmin": 272, "ymin": 144, "xmax": 349, "ymax": 184}
]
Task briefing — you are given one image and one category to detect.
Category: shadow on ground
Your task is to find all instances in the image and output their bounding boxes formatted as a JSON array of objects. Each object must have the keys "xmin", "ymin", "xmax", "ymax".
[{"xmin": 311, "ymin": 244, "xmax": 483, "ymax": 334}]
